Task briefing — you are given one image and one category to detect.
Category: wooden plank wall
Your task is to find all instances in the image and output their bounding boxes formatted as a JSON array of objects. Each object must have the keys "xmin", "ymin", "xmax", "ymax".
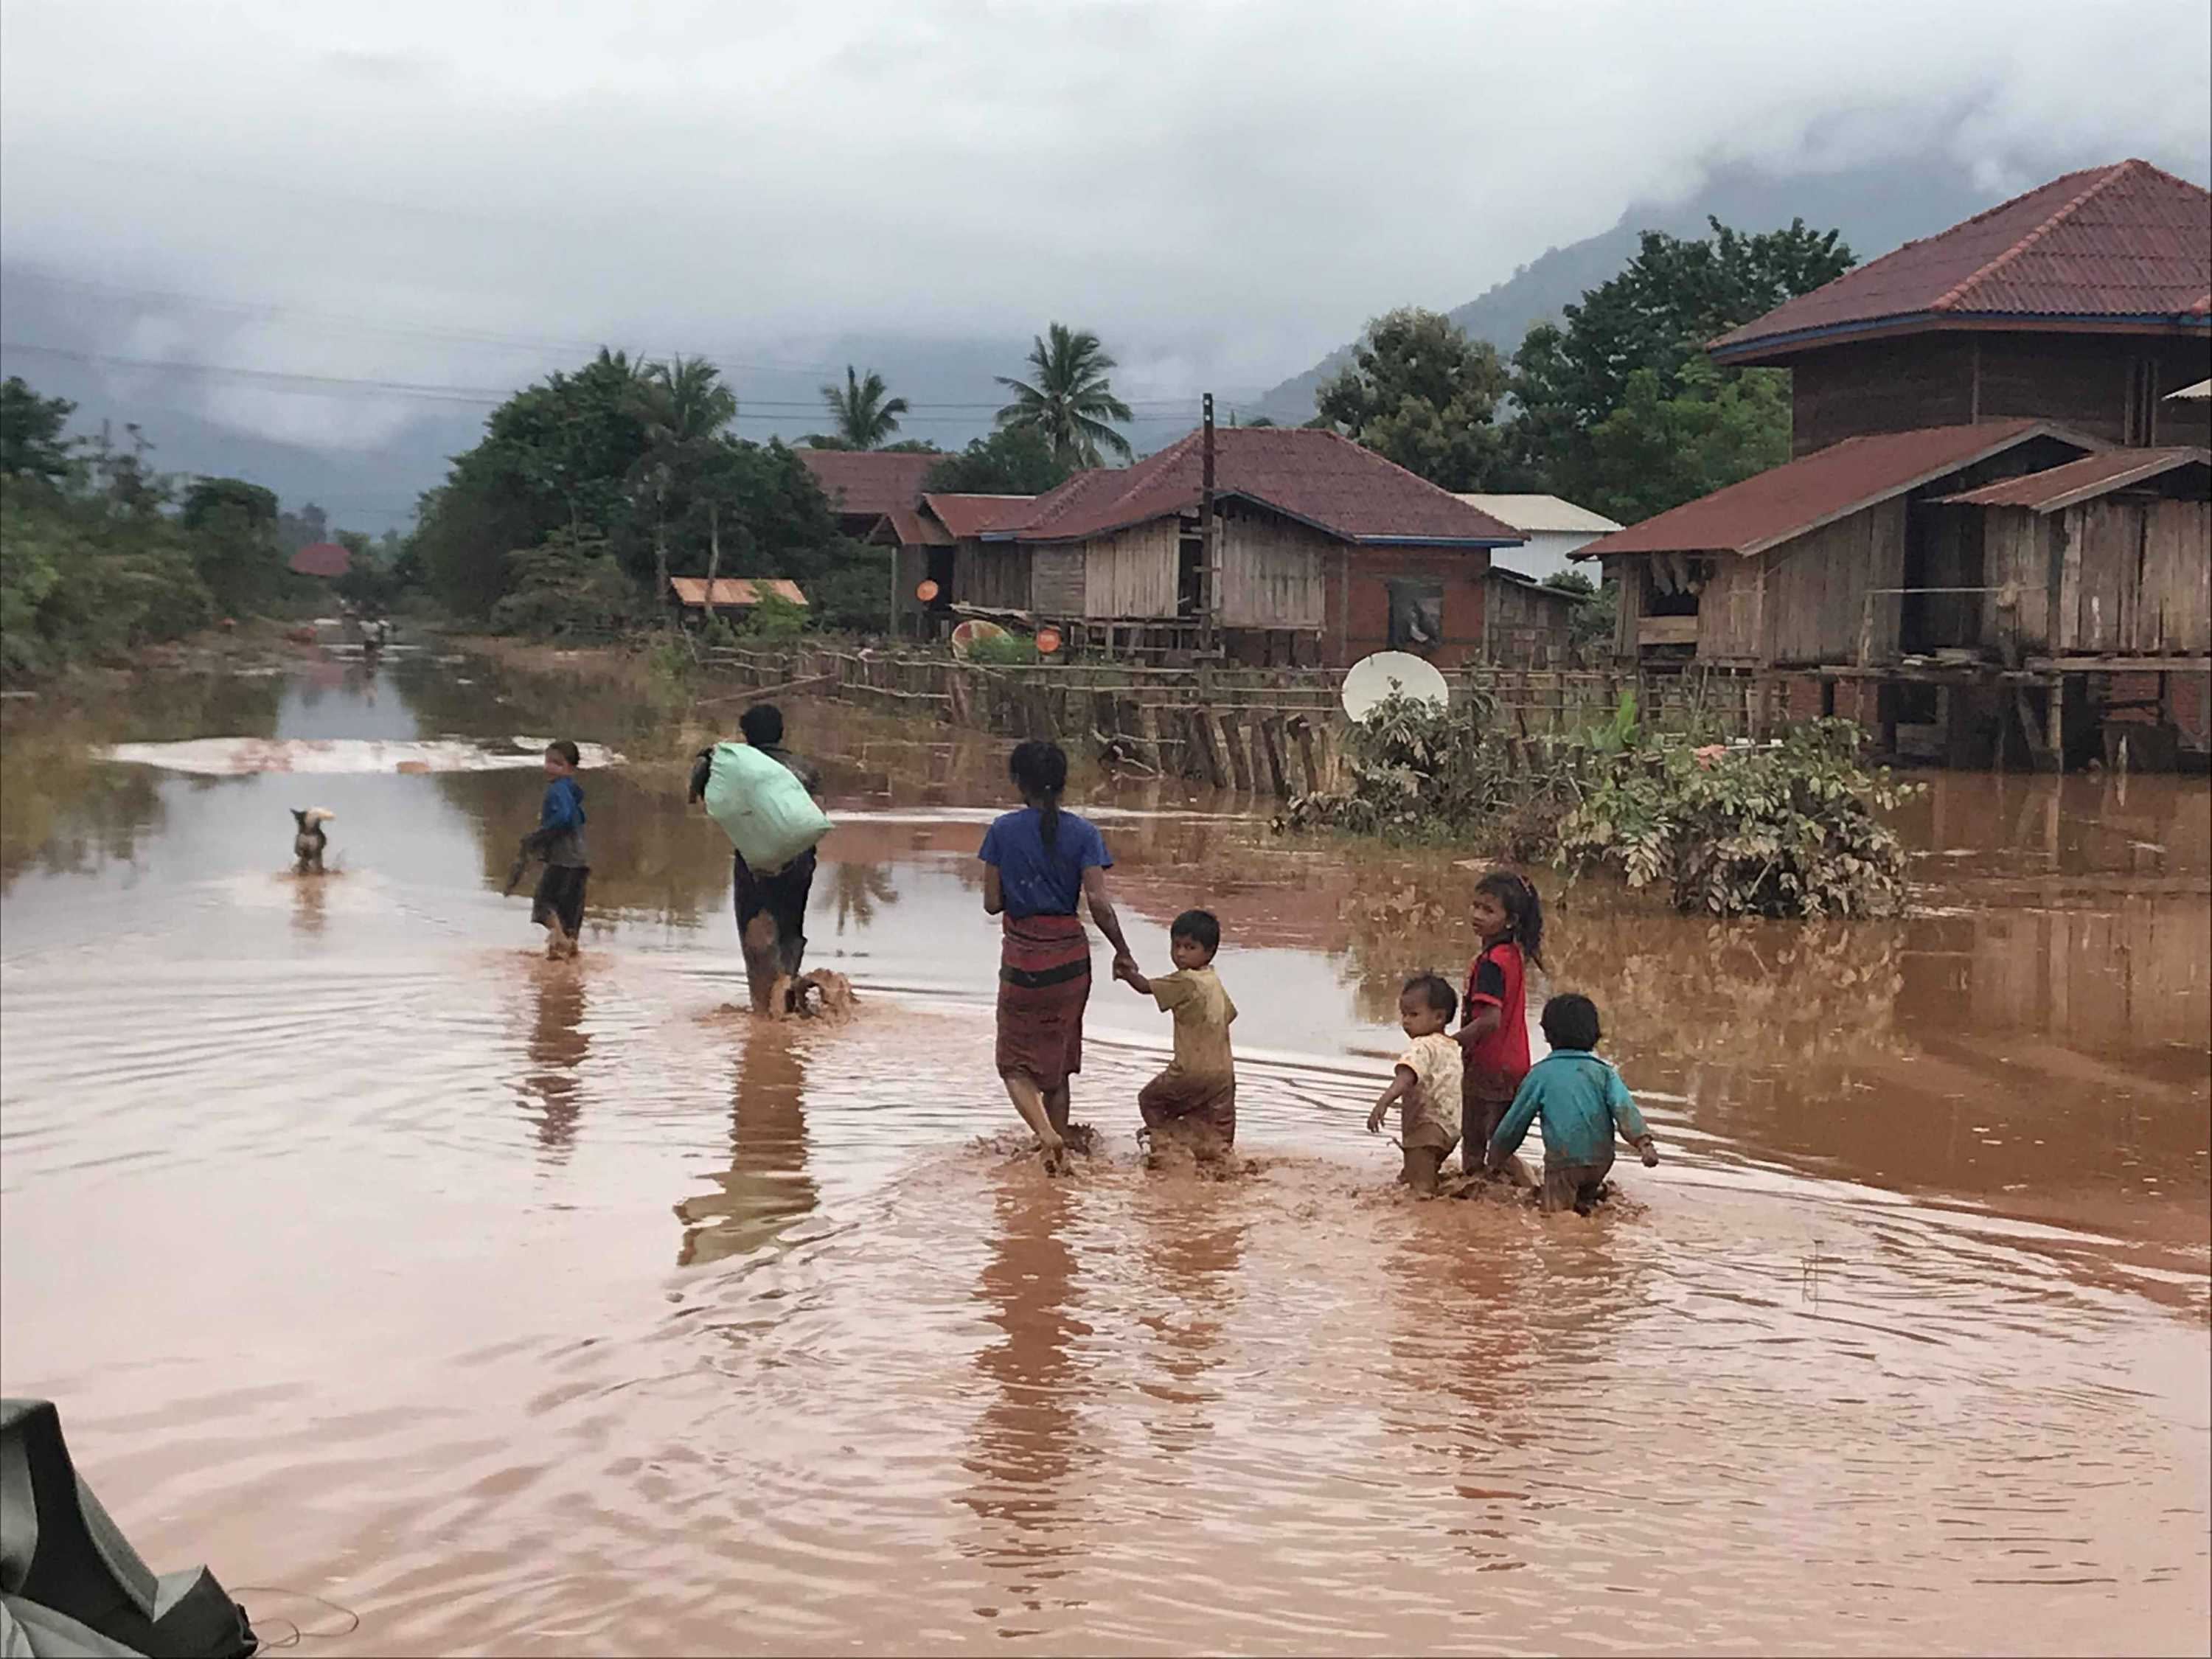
[
  {"xmin": 1606, "ymin": 557, "xmax": 1642, "ymax": 660},
  {"xmin": 1082, "ymin": 521, "xmax": 1178, "ymax": 618},
  {"xmin": 1789, "ymin": 336, "xmax": 1975, "ymax": 456},
  {"xmin": 2062, "ymin": 497, "xmax": 2212, "ymax": 655},
  {"xmin": 1759, "ymin": 499, "xmax": 1904, "ymax": 665},
  {"xmin": 1695, "ymin": 557, "xmax": 1762, "ymax": 660},
  {"xmin": 1482, "ymin": 579, "xmax": 1576, "ymax": 665},
  {"xmin": 1980, "ymin": 507, "xmax": 2059, "ymax": 655},
  {"xmin": 1220, "ymin": 507, "xmax": 1327, "ymax": 628},
  {"xmin": 2138, "ymin": 498, "xmax": 2211, "ymax": 654},
  {"xmin": 952, "ymin": 540, "xmax": 1033, "ymax": 612},
  {"xmin": 1032, "ymin": 546, "xmax": 1086, "ymax": 616}
]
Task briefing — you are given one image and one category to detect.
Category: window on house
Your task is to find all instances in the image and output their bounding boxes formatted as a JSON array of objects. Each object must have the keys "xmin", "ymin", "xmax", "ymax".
[{"xmin": 1385, "ymin": 579, "xmax": 1445, "ymax": 654}]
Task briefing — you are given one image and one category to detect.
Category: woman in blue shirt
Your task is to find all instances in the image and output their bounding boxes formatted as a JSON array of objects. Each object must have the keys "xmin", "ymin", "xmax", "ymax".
[{"xmin": 979, "ymin": 740, "xmax": 1138, "ymax": 1172}]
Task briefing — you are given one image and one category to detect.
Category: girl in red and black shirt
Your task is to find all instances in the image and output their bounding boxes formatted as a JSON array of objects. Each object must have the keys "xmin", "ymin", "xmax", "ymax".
[{"xmin": 1458, "ymin": 870, "xmax": 1544, "ymax": 1169}]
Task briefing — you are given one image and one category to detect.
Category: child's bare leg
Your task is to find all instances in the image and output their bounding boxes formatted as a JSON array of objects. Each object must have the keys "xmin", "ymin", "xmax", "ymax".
[
  {"xmin": 1402, "ymin": 1145, "xmax": 1444, "ymax": 1197},
  {"xmin": 1003, "ymin": 1073, "xmax": 1066, "ymax": 1169}
]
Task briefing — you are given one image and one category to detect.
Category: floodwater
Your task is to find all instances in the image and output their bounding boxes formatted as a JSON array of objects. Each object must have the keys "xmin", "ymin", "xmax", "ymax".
[{"xmin": 2, "ymin": 649, "xmax": 2206, "ymax": 1657}]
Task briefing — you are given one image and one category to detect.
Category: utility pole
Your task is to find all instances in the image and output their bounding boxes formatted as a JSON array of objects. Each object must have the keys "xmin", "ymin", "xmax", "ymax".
[{"xmin": 1200, "ymin": 393, "xmax": 1218, "ymax": 655}]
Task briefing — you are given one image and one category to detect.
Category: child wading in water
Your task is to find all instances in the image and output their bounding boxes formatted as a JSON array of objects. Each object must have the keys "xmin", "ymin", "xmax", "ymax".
[
  {"xmin": 1487, "ymin": 993, "xmax": 1658, "ymax": 1213},
  {"xmin": 1368, "ymin": 973, "xmax": 1465, "ymax": 1196},
  {"xmin": 1116, "ymin": 908, "xmax": 1238, "ymax": 1160},
  {"xmin": 1459, "ymin": 871, "xmax": 1543, "ymax": 1175},
  {"xmin": 521, "ymin": 740, "xmax": 588, "ymax": 960}
]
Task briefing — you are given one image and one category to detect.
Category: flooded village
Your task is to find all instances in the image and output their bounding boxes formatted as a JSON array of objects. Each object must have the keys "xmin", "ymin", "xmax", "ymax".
[{"xmin": 3, "ymin": 12, "xmax": 2211, "ymax": 1657}]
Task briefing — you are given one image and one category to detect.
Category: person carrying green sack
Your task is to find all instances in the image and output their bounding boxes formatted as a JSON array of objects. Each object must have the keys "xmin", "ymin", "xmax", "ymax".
[{"xmin": 689, "ymin": 704, "xmax": 830, "ymax": 1013}]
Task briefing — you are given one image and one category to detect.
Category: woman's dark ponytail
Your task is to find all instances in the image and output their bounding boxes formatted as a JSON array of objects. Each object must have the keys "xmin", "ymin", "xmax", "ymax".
[{"xmin": 1009, "ymin": 740, "xmax": 1069, "ymax": 853}]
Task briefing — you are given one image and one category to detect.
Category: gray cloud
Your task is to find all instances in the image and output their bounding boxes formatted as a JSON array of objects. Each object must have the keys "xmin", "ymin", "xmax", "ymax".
[{"xmin": 2, "ymin": 0, "xmax": 2206, "ymax": 459}]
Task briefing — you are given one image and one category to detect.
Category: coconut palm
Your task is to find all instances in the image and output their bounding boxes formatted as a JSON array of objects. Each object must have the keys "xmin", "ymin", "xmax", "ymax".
[
  {"xmin": 815, "ymin": 366, "xmax": 909, "ymax": 450},
  {"xmin": 633, "ymin": 355, "xmax": 738, "ymax": 613},
  {"xmin": 994, "ymin": 324, "xmax": 1134, "ymax": 467}
]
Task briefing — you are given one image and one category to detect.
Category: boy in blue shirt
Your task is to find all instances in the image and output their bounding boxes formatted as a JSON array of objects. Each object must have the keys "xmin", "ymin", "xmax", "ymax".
[
  {"xmin": 1486, "ymin": 993, "xmax": 1658, "ymax": 1214},
  {"xmin": 521, "ymin": 740, "xmax": 588, "ymax": 960}
]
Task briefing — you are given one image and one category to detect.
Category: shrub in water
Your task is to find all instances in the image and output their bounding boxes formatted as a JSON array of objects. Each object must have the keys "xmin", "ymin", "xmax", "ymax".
[{"xmin": 1554, "ymin": 719, "xmax": 1919, "ymax": 918}]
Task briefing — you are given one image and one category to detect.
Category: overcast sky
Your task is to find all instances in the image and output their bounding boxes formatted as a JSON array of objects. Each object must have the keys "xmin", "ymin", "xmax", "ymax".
[{"xmin": 3, "ymin": 0, "xmax": 2208, "ymax": 454}]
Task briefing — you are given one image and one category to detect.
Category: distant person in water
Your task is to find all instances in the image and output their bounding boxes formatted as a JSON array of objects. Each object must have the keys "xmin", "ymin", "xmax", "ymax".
[
  {"xmin": 689, "ymin": 703, "xmax": 824, "ymax": 1012},
  {"xmin": 1368, "ymin": 973, "xmax": 1464, "ymax": 1196},
  {"xmin": 980, "ymin": 740, "xmax": 1138, "ymax": 1174},
  {"xmin": 1116, "ymin": 908, "xmax": 1239, "ymax": 1161},
  {"xmin": 1487, "ymin": 993, "xmax": 1658, "ymax": 1214},
  {"xmin": 522, "ymin": 740, "xmax": 588, "ymax": 960}
]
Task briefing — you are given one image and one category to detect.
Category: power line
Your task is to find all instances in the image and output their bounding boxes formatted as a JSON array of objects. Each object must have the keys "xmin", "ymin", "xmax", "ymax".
[
  {"xmin": 0, "ymin": 340, "xmax": 1267, "ymax": 422},
  {"xmin": 1, "ymin": 268, "xmax": 1284, "ymax": 403}
]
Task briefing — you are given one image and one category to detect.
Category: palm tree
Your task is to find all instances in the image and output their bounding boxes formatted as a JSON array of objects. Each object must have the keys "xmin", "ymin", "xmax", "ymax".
[
  {"xmin": 817, "ymin": 366, "xmax": 909, "ymax": 450},
  {"xmin": 633, "ymin": 356, "xmax": 737, "ymax": 614},
  {"xmin": 994, "ymin": 324, "xmax": 1134, "ymax": 468}
]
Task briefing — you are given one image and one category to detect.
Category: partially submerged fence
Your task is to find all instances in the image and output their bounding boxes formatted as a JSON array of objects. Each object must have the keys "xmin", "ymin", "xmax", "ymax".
[{"xmin": 700, "ymin": 645, "xmax": 1756, "ymax": 799}]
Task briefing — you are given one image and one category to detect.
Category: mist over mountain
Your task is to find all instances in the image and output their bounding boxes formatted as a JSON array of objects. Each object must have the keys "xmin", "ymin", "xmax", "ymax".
[
  {"xmin": 1251, "ymin": 159, "xmax": 2031, "ymax": 423},
  {"xmin": 5, "ymin": 146, "xmax": 2205, "ymax": 535}
]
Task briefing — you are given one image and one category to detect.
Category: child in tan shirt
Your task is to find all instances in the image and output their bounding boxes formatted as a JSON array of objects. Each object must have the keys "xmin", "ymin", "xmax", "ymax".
[
  {"xmin": 1116, "ymin": 908, "xmax": 1238, "ymax": 1158},
  {"xmin": 1367, "ymin": 973, "xmax": 1463, "ymax": 1196}
]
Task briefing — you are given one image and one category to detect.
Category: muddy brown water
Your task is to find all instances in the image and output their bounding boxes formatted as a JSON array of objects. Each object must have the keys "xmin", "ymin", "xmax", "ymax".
[{"xmin": 2, "ymin": 651, "xmax": 2206, "ymax": 1656}]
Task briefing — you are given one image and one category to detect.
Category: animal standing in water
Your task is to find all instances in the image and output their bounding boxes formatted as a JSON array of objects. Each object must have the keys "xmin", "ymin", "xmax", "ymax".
[{"xmin": 291, "ymin": 807, "xmax": 335, "ymax": 874}]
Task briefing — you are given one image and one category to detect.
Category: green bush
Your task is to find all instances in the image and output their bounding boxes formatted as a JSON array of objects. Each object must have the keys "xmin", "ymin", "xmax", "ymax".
[
  {"xmin": 490, "ymin": 533, "xmax": 647, "ymax": 640},
  {"xmin": 1, "ymin": 488, "xmax": 213, "ymax": 679},
  {"xmin": 962, "ymin": 630, "xmax": 1040, "ymax": 666},
  {"xmin": 1281, "ymin": 691, "xmax": 1524, "ymax": 841},
  {"xmin": 1555, "ymin": 720, "xmax": 1919, "ymax": 917},
  {"xmin": 740, "ymin": 589, "xmax": 809, "ymax": 640}
]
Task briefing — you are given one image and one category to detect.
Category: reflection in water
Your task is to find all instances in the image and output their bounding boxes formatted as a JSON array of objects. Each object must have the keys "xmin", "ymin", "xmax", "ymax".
[
  {"xmin": 961, "ymin": 1177, "xmax": 1094, "ymax": 1610},
  {"xmin": 518, "ymin": 964, "xmax": 590, "ymax": 1158},
  {"xmin": 1, "ymin": 655, "xmax": 2207, "ymax": 1655},
  {"xmin": 823, "ymin": 861, "xmax": 900, "ymax": 933},
  {"xmin": 1133, "ymin": 1189, "xmax": 1244, "ymax": 1455},
  {"xmin": 674, "ymin": 1018, "xmax": 818, "ymax": 1266},
  {"xmin": 289, "ymin": 873, "xmax": 328, "ymax": 936}
]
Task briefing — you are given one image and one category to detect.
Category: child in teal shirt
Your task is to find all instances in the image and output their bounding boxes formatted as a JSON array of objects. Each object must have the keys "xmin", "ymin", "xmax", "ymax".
[{"xmin": 1486, "ymin": 993, "xmax": 1658, "ymax": 1213}]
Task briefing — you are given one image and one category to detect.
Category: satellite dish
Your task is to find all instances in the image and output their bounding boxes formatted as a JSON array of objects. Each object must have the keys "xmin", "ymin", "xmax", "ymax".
[
  {"xmin": 948, "ymin": 618, "xmax": 1008, "ymax": 661},
  {"xmin": 1340, "ymin": 650, "xmax": 1450, "ymax": 721}
]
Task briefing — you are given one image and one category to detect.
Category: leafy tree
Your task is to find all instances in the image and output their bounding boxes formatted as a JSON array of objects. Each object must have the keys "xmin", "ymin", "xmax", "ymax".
[
  {"xmin": 922, "ymin": 425, "xmax": 1071, "ymax": 496},
  {"xmin": 632, "ymin": 355, "xmax": 738, "ymax": 610},
  {"xmin": 490, "ymin": 532, "xmax": 647, "ymax": 640},
  {"xmin": 1580, "ymin": 359, "xmax": 1790, "ymax": 523},
  {"xmin": 995, "ymin": 324, "xmax": 1133, "ymax": 467},
  {"xmin": 276, "ymin": 501, "xmax": 329, "ymax": 554},
  {"xmin": 1314, "ymin": 307, "xmax": 1512, "ymax": 490},
  {"xmin": 1509, "ymin": 217, "xmax": 1851, "ymax": 512},
  {"xmin": 180, "ymin": 477, "xmax": 284, "ymax": 613},
  {"xmin": 415, "ymin": 349, "xmax": 655, "ymax": 616},
  {"xmin": 1, "ymin": 378, "xmax": 76, "ymax": 484},
  {"xmin": 813, "ymin": 366, "xmax": 909, "ymax": 451}
]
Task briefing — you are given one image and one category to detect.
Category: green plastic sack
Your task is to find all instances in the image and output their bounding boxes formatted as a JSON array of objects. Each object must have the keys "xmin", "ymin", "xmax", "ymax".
[{"xmin": 701, "ymin": 742, "xmax": 830, "ymax": 874}]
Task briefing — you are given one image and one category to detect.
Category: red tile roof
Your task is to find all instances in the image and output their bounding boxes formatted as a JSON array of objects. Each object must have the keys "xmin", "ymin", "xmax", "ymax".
[
  {"xmin": 987, "ymin": 427, "xmax": 1521, "ymax": 546},
  {"xmin": 1712, "ymin": 160, "xmax": 2212, "ymax": 362},
  {"xmin": 1939, "ymin": 446, "xmax": 2210, "ymax": 512},
  {"xmin": 1576, "ymin": 421, "xmax": 2093, "ymax": 559},
  {"xmin": 288, "ymin": 541, "xmax": 350, "ymax": 578},
  {"xmin": 796, "ymin": 448, "xmax": 943, "ymax": 517},
  {"xmin": 923, "ymin": 493, "xmax": 1039, "ymax": 539},
  {"xmin": 669, "ymin": 577, "xmax": 808, "ymax": 608}
]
